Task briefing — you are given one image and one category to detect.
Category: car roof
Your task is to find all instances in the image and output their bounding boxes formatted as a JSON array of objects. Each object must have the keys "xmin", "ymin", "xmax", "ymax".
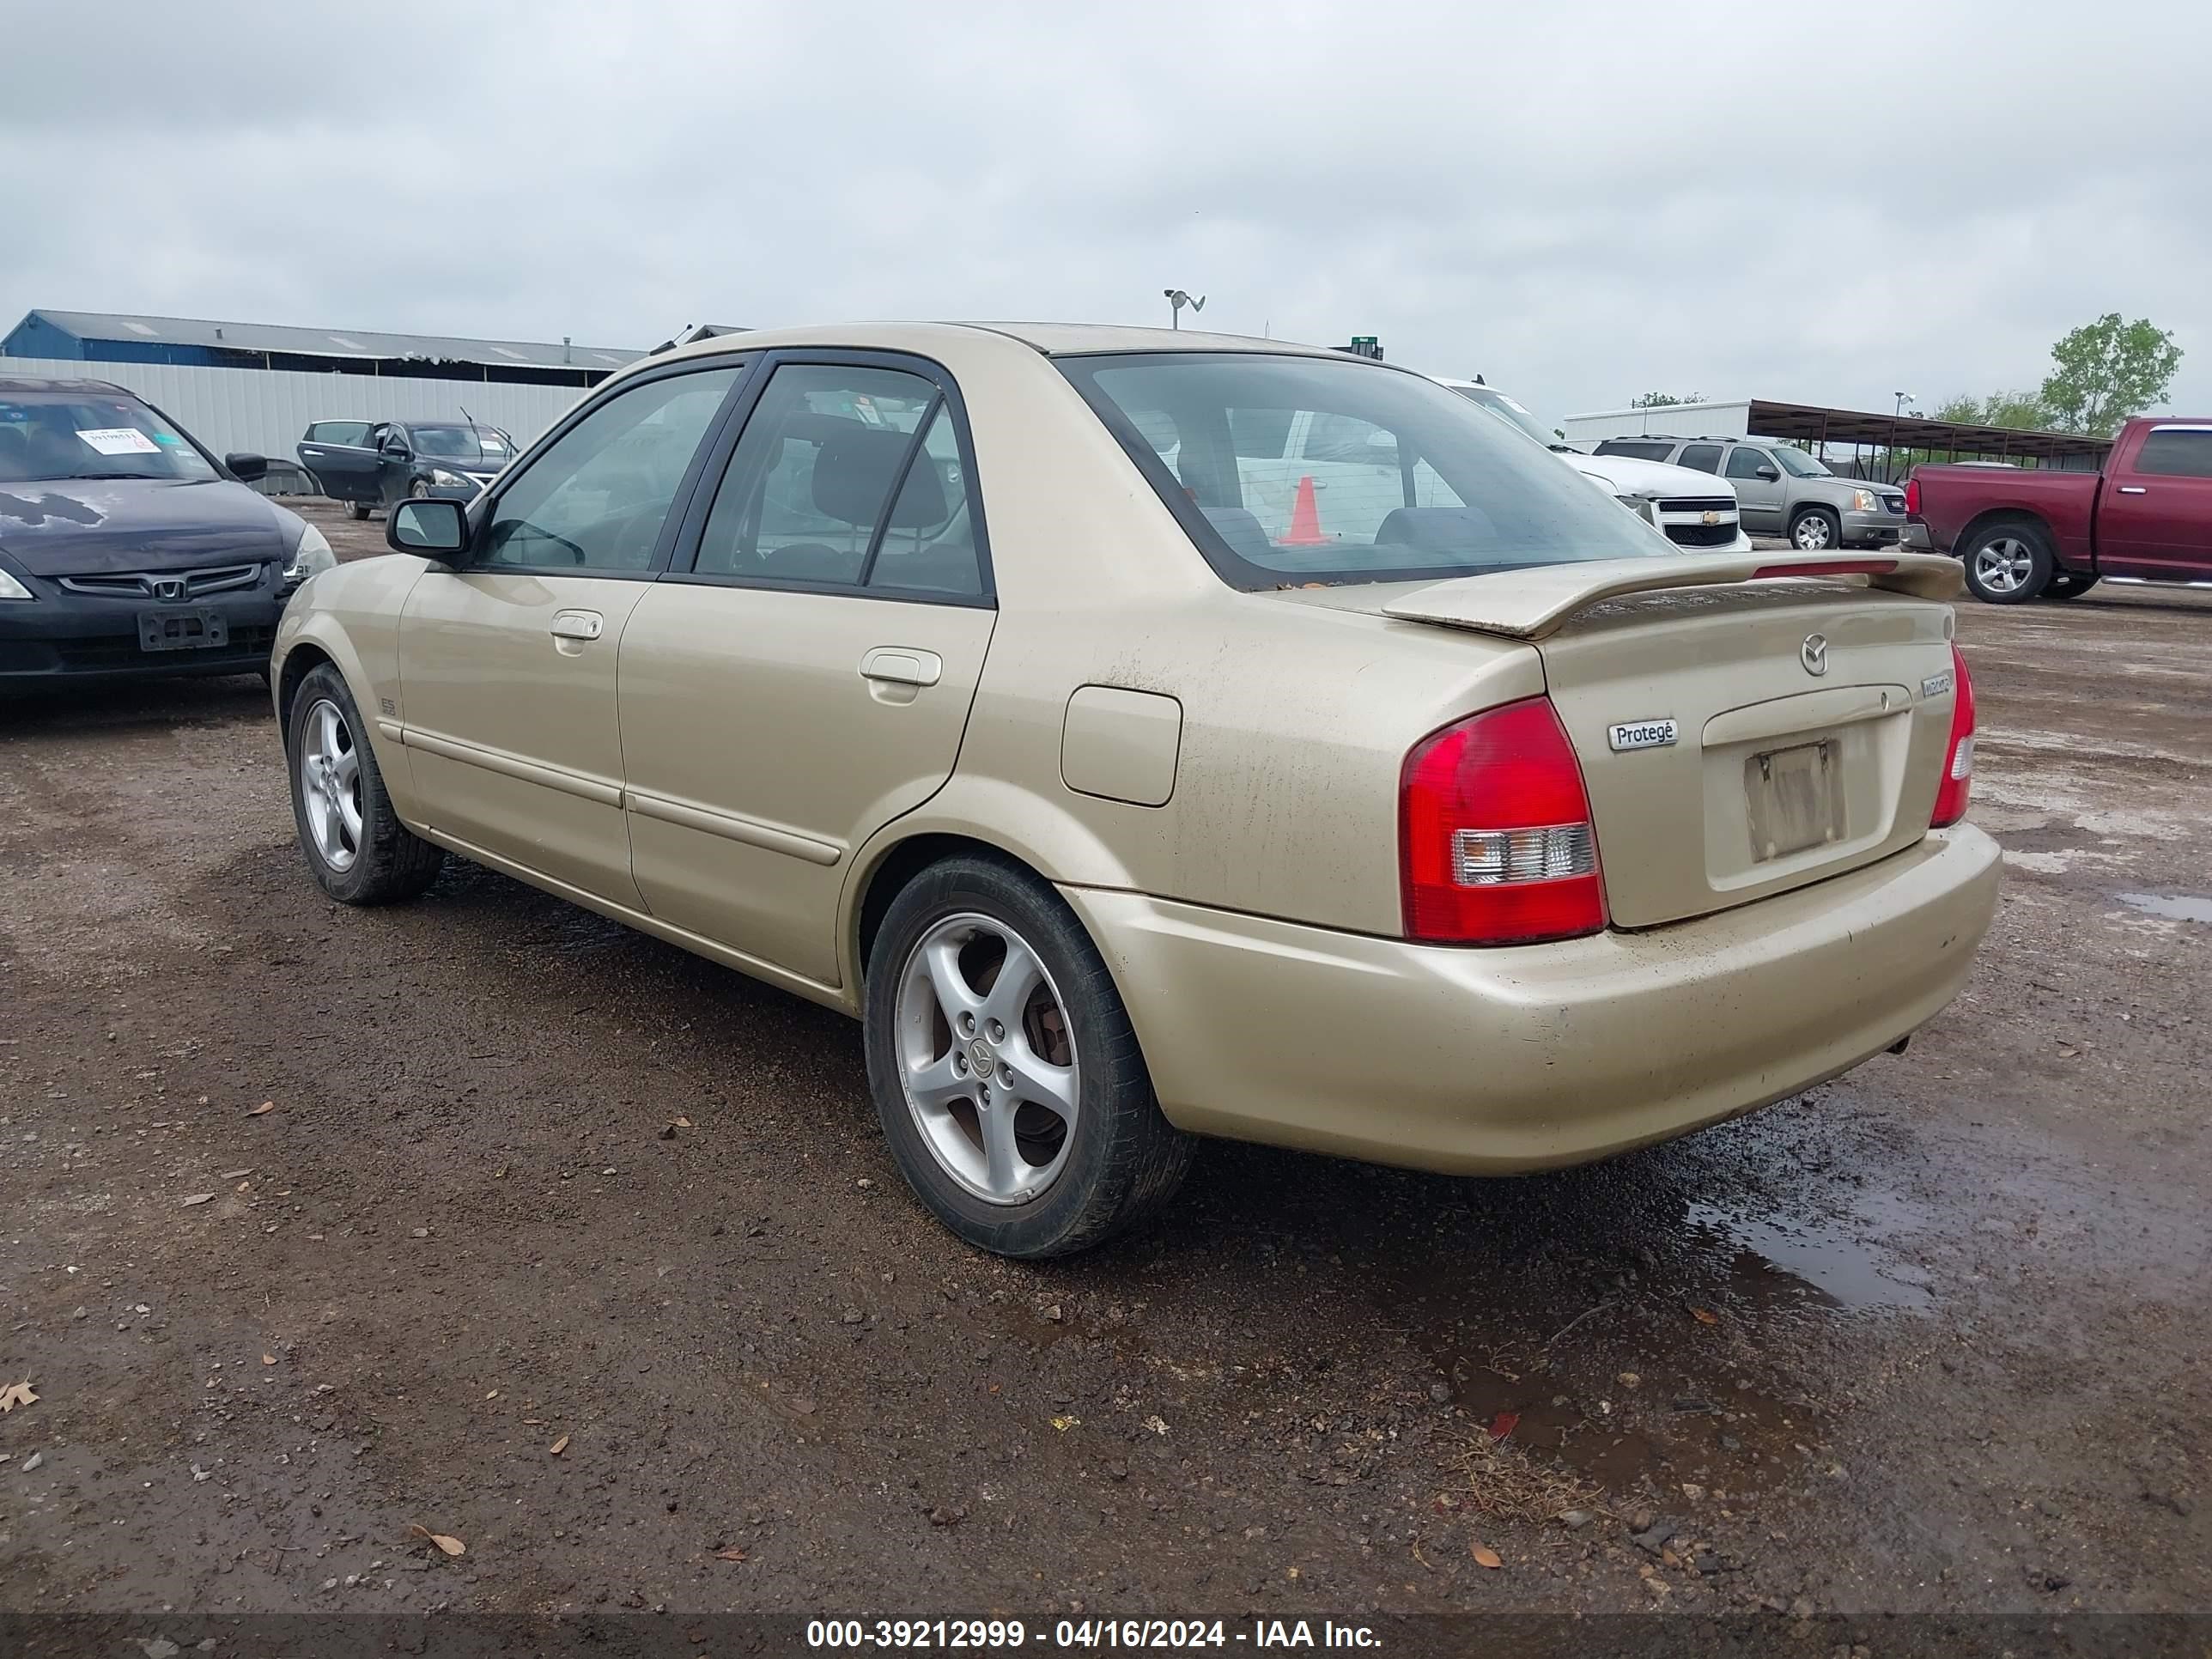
[
  {"xmin": 641, "ymin": 319, "xmax": 1358, "ymax": 371},
  {"xmin": 0, "ymin": 374, "xmax": 131, "ymax": 395}
]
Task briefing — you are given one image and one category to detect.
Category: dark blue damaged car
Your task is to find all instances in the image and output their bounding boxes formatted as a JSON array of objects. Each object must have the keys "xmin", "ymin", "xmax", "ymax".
[{"xmin": 0, "ymin": 377, "xmax": 335, "ymax": 687}]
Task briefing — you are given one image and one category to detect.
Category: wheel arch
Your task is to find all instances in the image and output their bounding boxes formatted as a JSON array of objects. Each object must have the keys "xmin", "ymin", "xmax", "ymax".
[
  {"xmin": 270, "ymin": 600, "xmax": 422, "ymax": 818},
  {"xmin": 841, "ymin": 793, "xmax": 1140, "ymax": 993},
  {"xmin": 1955, "ymin": 507, "xmax": 2057, "ymax": 562},
  {"xmin": 273, "ymin": 639, "xmax": 336, "ymax": 733}
]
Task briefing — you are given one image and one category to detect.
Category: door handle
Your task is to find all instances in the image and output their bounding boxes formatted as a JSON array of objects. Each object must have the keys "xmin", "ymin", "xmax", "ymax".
[
  {"xmin": 2117, "ymin": 485, "xmax": 2148, "ymax": 495},
  {"xmin": 550, "ymin": 610, "xmax": 605, "ymax": 641},
  {"xmin": 859, "ymin": 647, "xmax": 943, "ymax": 687}
]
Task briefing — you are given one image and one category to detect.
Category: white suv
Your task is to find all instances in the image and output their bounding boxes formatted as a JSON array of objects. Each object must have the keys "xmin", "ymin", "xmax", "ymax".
[{"xmin": 1434, "ymin": 379, "xmax": 1752, "ymax": 555}]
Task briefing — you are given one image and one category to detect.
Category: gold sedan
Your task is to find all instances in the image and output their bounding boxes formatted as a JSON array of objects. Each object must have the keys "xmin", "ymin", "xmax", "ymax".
[{"xmin": 272, "ymin": 324, "xmax": 2001, "ymax": 1258}]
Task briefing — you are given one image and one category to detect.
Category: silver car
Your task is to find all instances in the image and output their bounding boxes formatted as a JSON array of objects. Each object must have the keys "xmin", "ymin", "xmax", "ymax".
[{"xmin": 1595, "ymin": 435, "xmax": 1907, "ymax": 551}]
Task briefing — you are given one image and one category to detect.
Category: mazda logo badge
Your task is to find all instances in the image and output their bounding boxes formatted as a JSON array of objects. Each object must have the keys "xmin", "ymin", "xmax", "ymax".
[{"xmin": 1801, "ymin": 634, "xmax": 1829, "ymax": 676}]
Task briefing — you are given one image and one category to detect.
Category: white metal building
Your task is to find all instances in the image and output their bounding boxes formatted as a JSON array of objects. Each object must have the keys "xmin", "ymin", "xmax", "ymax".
[
  {"xmin": 1, "ymin": 308, "xmax": 678, "ymax": 483},
  {"xmin": 2, "ymin": 354, "xmax": 597, "ymax": 473}
]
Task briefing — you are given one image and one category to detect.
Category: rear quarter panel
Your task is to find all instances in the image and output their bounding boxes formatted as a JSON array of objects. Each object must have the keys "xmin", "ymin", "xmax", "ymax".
[{"xmin": 1910, "ymin": 464, "xmax": 2099, "ymax": 568}]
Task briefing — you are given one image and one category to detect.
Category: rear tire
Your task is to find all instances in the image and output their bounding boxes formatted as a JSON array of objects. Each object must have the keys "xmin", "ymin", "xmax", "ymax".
[
  {"xmin": 1788, "ymin": 507, "xmax": 1841, "ymax": 552},
  {"xmin": 864, "ymin": 854, "xmax": 1194, "ymax": 1259},
  {"xmin": 347, "ymin": 501, "xmax": 371, "ymax": 521},
  {"xmin": 283, "ymin": 664, "xmax": 444, "ymax": 904},
  {"xmin": 1961, "ymin": 520, "xmax": 2055, "ymax": 604},
  {"xmin": 2045, "ymin": 574, "xmax": 2100, "ymax": 600}
]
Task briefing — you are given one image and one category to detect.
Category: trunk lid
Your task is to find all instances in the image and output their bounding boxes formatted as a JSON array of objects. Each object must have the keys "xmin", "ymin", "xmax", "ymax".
[{"xmin": 1375, "ymin": 554, "xmax": 1965, "ymax": 928}]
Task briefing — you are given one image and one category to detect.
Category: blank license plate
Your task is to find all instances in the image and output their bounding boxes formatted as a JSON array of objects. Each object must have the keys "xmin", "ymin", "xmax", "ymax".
[
  {"xmin": 1745, "ymin": 739, "xmax": 1843, "ymax": 861},
  {"xmin": 137, "ymin": 608, "xmax": 230, "ymax": 653}
]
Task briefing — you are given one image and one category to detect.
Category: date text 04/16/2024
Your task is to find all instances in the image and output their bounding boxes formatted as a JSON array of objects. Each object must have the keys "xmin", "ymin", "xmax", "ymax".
[{"xmin": 804, "ymin": 1620, "xmax": 1382, "ymax": 1649}]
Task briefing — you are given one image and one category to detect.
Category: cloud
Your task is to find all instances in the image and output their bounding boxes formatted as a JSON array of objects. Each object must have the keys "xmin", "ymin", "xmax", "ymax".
[{"xmin": 5, "ymin": 0, "xmax": 2208, "ymax": 424}]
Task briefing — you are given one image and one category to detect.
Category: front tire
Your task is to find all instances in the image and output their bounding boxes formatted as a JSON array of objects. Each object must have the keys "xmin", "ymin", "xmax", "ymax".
[
  {"xmin": 1961, "ymin": 520, "xmax": 2055, "ymax": 604},
  {"xmin": 1789, "ymin": 507, "xmax": 1841, "ymax": 552},
  {"xmin": 283, "ymin": 664, "xmax": 444, "ymax": 904},
  {"xmin": 864, "ymin": 854, "xmax": 1194, "ymax": 1259},
  {"xmin": 347, "ymin": 501, "xmax": 371, "ymax": 521}
]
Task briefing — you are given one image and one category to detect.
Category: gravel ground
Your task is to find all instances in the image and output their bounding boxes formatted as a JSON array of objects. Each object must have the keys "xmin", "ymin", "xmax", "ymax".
[{"xmin": 1, "ymin": 500, "xmax": 2205, "ymax": 1633}]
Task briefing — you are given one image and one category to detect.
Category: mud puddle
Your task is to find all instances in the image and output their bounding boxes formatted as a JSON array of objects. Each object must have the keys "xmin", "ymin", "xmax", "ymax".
[
  {"xmin": 2117, "ymin": 891, "xmax": 2212, "ymax": 924},
  {"xmin": 1681, "ymin": 1189, "xmax": 1933, "ymax": 1314}
]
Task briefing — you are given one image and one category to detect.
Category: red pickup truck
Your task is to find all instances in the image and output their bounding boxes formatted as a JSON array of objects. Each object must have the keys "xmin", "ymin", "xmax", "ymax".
[{"xmin": 1907, "ymin": 417, "xmax": 2212, "ymax": 604}]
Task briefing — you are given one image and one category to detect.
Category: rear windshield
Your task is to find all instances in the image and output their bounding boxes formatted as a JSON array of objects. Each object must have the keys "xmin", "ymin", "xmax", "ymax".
[
  {"xmin": 1060, "ymin": 353, "xmax": 1664, "ymax": 586},
  {"xmin": 0, "ymin": 391, "xmax": 221, "ymax": 484}
]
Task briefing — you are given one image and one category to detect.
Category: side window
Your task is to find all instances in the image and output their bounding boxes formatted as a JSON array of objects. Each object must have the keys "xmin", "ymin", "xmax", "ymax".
[
  {"xmin": 1230, "ymin": 407, "xmax": 1293, "ymax": 459},
  {"xmin": 2132, "ymin": 428, "xmax": 2212, "ymax": 478},
  {"xmin": 480, "ymin": 366, "xmax": 742, "ymax": 572},
  {"xmin": 692, "ymin": 363, "xmax": 969, "ymax": 592},
  {"xmin": 1724, "ymin": 447, "xmax": 1771, "ymax": 480},
  {"xmin": 1595, "ymin": 440, "xmax": 1673, "ymax": 462},
  {"xmin": 866, "ymin": 403, "xmax": 983, "ymax": 597},
  {"xmin": 1304, "ymin": 411, "xmax": 1397, "ymax": 465},
  {"xmin": 1678, "ymin": 443, "xmax": 1723, "ymax": 473}
]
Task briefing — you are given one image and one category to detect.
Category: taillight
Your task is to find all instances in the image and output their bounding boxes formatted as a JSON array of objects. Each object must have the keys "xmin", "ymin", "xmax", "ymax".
[
  {"xmin": 1904, "ymin": 477, "xmax": 1922, "ymax": 515},
  {"xmin": 1931, "ymin": 643, "xmax": 1975, "ymax": 828},
  {"xmin": 1401, "ymin": 697, "xmax": 1607, "ymax": 945}
]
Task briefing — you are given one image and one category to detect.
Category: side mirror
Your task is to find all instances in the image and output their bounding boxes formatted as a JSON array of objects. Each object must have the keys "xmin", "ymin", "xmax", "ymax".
[
  {"xmin": 385, "ymin": 444, "xmax": 412, "ymax": 461},
  {"xmin": 389, "ymin": 497, "xmax": 469, "ymax": 557},
  {"xmin": 1756, "ymin": 465, "xmax": 1780, "ymax": 482},
  {"xmin": 226, "ymin": 452, "xmax": 270, "ymax": 482}
]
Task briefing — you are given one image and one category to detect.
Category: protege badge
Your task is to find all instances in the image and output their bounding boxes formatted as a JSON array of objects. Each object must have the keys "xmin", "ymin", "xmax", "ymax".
[{"xmin": 1607, "ymin": 718, "xmax": 1679, "ymax": 752}]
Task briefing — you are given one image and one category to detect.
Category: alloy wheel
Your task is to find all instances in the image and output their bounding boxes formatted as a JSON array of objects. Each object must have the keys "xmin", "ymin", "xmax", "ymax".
[
  {"xmin": 1972, "ymin": 538, "xmax": 2035, "ymax": 594},
  {"xmin": 299, "ymin": 697, "xmax": 363, "ymax": 872},
  {"xmin": 1793, "ymin": 514, "xmax": 1835, "ymax": 550},
  {"xmin": 894, "ymin": 912, "xmax": 1080, "ymax": 1205}
]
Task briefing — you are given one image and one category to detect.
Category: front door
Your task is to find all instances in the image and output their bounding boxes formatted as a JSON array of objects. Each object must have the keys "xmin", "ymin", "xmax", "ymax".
[
  {"xmin": 396, "ymin": 362, "xmax": 748, "ymax": 905},
  {"xmin": 618, "ymin": 356, "xmax": 995, "ymax": 986},
  {"xmin": 2094, "ymin": 424, "xmax": 2212, "ymax": 582},
  {"xmin": 375, "ymin": 426, "xmax": 416, "ymax": 508},
  {"xmin": 1725, "ymin": 444, "xmax": 1785, "ymax": 532}
]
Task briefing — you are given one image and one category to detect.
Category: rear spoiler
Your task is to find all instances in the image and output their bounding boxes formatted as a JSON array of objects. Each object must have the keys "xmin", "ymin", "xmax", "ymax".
[{"xmin": 1380, "ymin": 551, "xmax": 1963, "ymax": 642}]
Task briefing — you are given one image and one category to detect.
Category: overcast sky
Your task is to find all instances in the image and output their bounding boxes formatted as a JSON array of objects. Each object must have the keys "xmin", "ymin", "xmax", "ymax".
[{"xmin": 7, "ymin": 1, "xmax": 2209, "ymax": 425}]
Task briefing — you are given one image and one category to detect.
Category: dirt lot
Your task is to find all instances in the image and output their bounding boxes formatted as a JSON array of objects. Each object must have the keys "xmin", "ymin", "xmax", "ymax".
[{"xmin": 2, "ymin": 501, "xmax": 2207, "ymax": 1638}]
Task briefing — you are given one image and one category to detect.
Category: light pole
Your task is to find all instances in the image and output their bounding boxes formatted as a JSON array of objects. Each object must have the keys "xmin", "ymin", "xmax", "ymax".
[
  {"xmin": 1164, "ymin": 289, "xmax": 1205, "ymax": 330},
  {"xmin": 1893, "ymin": 392, "xmax": 1914, "ymax": 418}
]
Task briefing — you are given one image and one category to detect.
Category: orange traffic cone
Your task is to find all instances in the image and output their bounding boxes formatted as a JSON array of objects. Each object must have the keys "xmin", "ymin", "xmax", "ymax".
[{"xmin": 1283, "ymin": 475, "xmax": 1327, "ymax": 545}]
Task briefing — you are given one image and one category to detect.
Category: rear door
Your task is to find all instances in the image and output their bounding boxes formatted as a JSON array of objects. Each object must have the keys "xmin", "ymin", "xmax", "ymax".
[
  {"xmin": 1534, "ymin": 584, "xmax": 1958, "ymax": 927},
  {"xmin": 1725, "ymin": 445, "xmax": 1785, "ymax": 532},
  {"xmin": 2093, "ymin": 424, "xmax": 2212, "ymax": 580},
  {"xmin": 617, "ymin": 354, "xmax": 995, "ymax": 987},
  {"xmin": 299, "ymin": 422, "xmax": 381, "ymax": 503},
  {"xmin": 396, "ymin": 362, "xmax": 748, "ymax": 904}
]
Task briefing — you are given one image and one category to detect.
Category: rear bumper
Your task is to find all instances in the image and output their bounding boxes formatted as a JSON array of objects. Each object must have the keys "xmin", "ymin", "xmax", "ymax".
[
  {"xmin": 0, "ymin": 581, "xmax": 284, "ymax": 684},
  {"xmin": 1064, "ymin": 825, "xmax": 2001, "ymax": 1175}
]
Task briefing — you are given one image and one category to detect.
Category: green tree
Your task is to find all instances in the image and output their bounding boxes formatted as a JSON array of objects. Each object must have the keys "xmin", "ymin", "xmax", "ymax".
[
  {"xmin": 1630, "ymin": 392, "xmax": 1705, "ymax": 409},
  {"xmin": 2039, "ymin": 313, "xmax": 2182, "ymax": 437},
  {"xmin": 1929, "ymin": 391, "xmax": 2052, "ymax": 430}
]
